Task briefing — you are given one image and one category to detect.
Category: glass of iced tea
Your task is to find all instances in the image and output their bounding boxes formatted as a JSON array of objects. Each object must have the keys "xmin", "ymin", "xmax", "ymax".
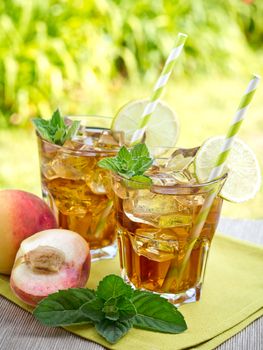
[
  {"xmin": 36, "ymin": 116, "xmax": 123, "ymax": 261},
  {"xmin": 112, "ymin": 147, "xmax": 227, "ymax": 304}
]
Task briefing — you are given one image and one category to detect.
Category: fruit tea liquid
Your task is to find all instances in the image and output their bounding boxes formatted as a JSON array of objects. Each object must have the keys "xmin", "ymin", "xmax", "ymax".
[
  {"xmin": 112, "ymin": 150, "xmax": 226, "ymax": 305},
  {"xmin": 36, "ymin": 116, "xmax": 122, "ymax": 261}
]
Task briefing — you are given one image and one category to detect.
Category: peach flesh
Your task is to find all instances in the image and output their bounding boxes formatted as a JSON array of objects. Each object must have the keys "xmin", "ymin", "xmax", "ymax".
[
  {"xmin": 10, "ymin": 229, "xmax": 91, "ymax": 306},
  {"xmin": 0, "ymin": 190, "xmax": 57, "ymax": 275}
]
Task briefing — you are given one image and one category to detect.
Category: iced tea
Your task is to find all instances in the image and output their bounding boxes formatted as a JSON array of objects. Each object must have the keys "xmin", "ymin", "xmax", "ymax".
[
  {"xmin": 37, "ymin": 117, "xmax": 122, "ymax": 260},
  {"xmin": 112, "ymin": 150, "xmax": 226, "ymax": 304}
]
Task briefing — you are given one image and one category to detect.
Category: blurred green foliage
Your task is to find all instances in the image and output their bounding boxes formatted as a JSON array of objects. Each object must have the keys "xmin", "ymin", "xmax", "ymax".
[{"xmin": 0, "ymin": 0, "xmax": 262, "ymax": 126}]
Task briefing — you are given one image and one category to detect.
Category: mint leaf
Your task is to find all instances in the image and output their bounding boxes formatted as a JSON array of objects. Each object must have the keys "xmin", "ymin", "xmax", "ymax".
[
  {"xmin": 33, "ymin": 118, "xmax": 49, "ymax": 129},
  {"xmin": 102, "ymin": 296, "xmax": 136, "ymax": 322},
  {"xmin": 98, "ymin": 158, "xmax": 121, "ymax": 173},
  {"xmin": 33, "ymin": 288, "xmax": 95, "ymax": 326},
  {"xmin": 132, "ymin": 291, "xmax": 187, "ymax": 333},
  {"xmin": 103, "ymin": 298, "xmax": 119, "ymax": 321},
  {"xmin": 130, "ymin": 175, "xmax": 152, "ymax": 184},
  {"xmin": 32, "ymin": 274, "xmax": 188, "ymax": 345},
  {"xmin": 131, "ymin": 143, "xmax": 150, "ymax": 158},
  {"xmin": 123, "ymin": 175, "xmax": 152, "ymax": 190},
  {"xmin": 97, "ymin": 274, "xmax": 133, "ymax": 301},
  {"xmin": 53, "ymin": 127, "xmax": 66, "ymax": 144},
  {"xmin": 50, "ymin": 109, "xmax": 64, "ymax": 128},
  {"xmin": 32, "ymin": 119, "xmax": 52, "ymax": 142},
  {"xmin": 131, "ymin": 157, "xmax": 153, "ymax": 175},
  {"xmin": 95, "ymin": 319, "xmax": 133, "ymax": 344},
  {"xmin": 98, "ymin": 144, "xmax": 153, "ymax": 182},
  {"xmin": 32, "ymin": 108, "xmax": 80, "ymax": 146},
  {"xmin": 117, "ymin": 297, "xmax": 137, "ymax": 321},
  {"xmin": 118, "ymin": 146, "xmax": 132, "ymax": 163},
  {"xmin": 81, "ymin": 298, "xmax": 104, "ymax": 322},
  {"xmin": 67, "ymin": 120, "xmax": 81, "ymax": 140}
]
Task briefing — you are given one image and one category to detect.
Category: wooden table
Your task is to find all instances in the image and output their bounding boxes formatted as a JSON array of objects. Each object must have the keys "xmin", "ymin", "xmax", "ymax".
[{"xmin": 1, "ymin": 218, "xmax": 262, "ymax": 350}]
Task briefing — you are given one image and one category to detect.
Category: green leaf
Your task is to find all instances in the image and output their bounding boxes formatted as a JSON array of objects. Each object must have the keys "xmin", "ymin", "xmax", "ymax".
[
  {"xmin": 32, "ymin": 118, "xmax": 52, "ymax": 142},
  {"xmin": 98, "ymin": 143, "xmax": 153, "ymax": 180},
  {"xmin": 131, "ymin": 143, "xmax": 150, "ymax": 158},
  {"xmin": 66, "ymin": 120, "xmax": 81, "ymax": 140},
  {"xmin": 32, "ymin": 109, "xmax": 80, "ymax": 145},
  {"xmin": 103, "ymin": 298, "xmax": 119, "ymax": 321},
  {"xmin": 118, "ymin": 146, "xmax": 132, "ymax": 163},
  {"xmin": 53, "ymin": 127, "xmax": 66, "ymax": 145},
  {"xmin": 97, "ymin": 274, "xmax": 133, "ymax": 301},
  {"xmin": 118, "ymin": 170, "xmax": 135, "ymax": 179},
  {"xmin": 132, "ymin": 291, "xmax": 187, "ymax": 334},
  {"xmin": 97, "ymin": 158, "xmax": 120, "ymax": 172},
  {"xmin": 80, "ymin": 298, "xmax": 105, "ymax": 322},
  {"xmin": 50, "ymin": 109, "xmax": 63, "ymax": 128},
  {"xmin": 131, "ymin": 175, "xmax": 152, "ymax": 185},
  {"xmin": 33, "ymin": 288, "xmax": 96, "ymax": 326},
  {"xmin": 95, "ymin": 319, "xmax": 133, "ymax": 344},
  {"xmin": 102, "ymin": 296, "xmax": 137, "ymax": 321},
  {"xmin": 123, "ymin": 175, "xmax": 152, "ymax": 189},
  {"xmin": 102, "ymin": 296, "xmax": 137, "ymax": 322},
  {"xmin": 132, "ymin": 157, "xmax": 153, "ymax": 174},
  {"xmin": 33, "ymin": 275, "xmax": 187, "ymax": 344},
  {"xmin": 117, "ymin": 297, "xmax": 137, "ymax": 321},
  {"xmin": 32, "ymin": 117, "xmax": 49, "ymax": 129}
]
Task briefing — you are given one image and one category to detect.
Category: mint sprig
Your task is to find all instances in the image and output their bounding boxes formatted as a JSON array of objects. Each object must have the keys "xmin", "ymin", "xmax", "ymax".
[
  {"xmin": 33, "ymin": 274, "xmax": 187, "ymax": 344},
  {"xmin": 32, "ymin": 109, "xmax": 80, "ymax": 146},
  {"xmin": 98, "ymin": 143, "xmax": 153, "ymax": 186}
]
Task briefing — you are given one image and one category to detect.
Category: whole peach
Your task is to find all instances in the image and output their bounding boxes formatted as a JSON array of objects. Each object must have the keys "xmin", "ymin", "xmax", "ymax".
[{"xmin": 0, "ymin": 190, "xmax": 57, "ymax": 275}]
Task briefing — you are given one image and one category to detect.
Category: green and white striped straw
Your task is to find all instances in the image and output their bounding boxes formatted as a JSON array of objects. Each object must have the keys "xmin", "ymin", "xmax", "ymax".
[
  {"xmin": 130, "ymin": 32, "xmax": 188, "ymax": 144},
  {"xmin": 163, "ymin": 74, "xmax": 260, "ymax": 289},
  {"xmin": 192, "ymin": 74, "xmax": 260, "ymax": 241},
  {"xmin": 208, "ymin": 74, "xmax": 261, "ymax": 182}
]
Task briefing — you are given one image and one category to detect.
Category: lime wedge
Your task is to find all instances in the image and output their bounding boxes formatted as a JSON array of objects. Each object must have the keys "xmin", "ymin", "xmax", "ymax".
[
  {"xmin": 111, "ymin": 99, "xmax": 179, "ymax": 155},
  {"xmin": 194, "ymin": 136, "xmax": 261, "ymax": 203}
]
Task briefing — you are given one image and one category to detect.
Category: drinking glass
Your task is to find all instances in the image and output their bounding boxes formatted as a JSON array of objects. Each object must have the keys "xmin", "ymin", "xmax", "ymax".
[
  {"xmin": 36, "ymin": 115, "xmax": 122, "ymax": 261},
  {"xmin": 112, "ymin": 147, "xmax": 227, "ymax": 304}
]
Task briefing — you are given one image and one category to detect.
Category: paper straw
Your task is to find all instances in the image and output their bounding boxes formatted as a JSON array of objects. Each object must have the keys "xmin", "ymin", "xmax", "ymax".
[
  {"xmin": 208, "ymin": 74, "xmax": 261, "ymax": 181},
  {"xmin": 130, "ymin": 33, "xmax": 188, "ymax": 145},
  {"xmin": 192, "ymin": 74, "xmax": 260, "ymax": 240},
  {"xmin": 162, "ymin": 74, "xmax": 260, "ymax": 290}
]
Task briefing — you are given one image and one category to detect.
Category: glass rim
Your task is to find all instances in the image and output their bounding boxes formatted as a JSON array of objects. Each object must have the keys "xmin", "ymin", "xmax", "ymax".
[
  {"xmin": 65, "ymin": 114, "xmax": 112, "ymax": 120},
  {"xmin": 35, "ymin": 130, "xmax": 121, "ymax": 155},
  {"xmin": 65, "ymin": 115, "xmax": 118, "ymax": 154},
  {"xmin": 33, "ymin": 113, "xmax": 120, "ymax": 154},
  {"xmin": 112, "ymin": 171, "xmax": 228, "ymax": 189}
]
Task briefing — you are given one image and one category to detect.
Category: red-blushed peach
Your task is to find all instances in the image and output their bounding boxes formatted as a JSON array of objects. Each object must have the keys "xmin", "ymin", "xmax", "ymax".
[
  {"xmin": 10, "ymin": 229, "xmax": 91, "ymax": 306},
  {"xmin": 0, "ymin": 190, "xmax": 57, "ymax": 275}
]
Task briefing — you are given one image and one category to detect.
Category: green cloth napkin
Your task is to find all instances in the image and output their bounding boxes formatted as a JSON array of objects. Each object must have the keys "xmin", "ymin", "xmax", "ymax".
[{"xmin": 1, "ymin": 234, "xmax": 263, "ymax": 350}]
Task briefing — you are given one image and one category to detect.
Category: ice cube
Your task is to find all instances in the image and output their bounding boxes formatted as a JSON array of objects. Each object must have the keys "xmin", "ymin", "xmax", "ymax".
[
  {"xmin": 150, "ymin": 171, "xmax": 190, "ymax": 186},
  {"xmin": 74, "ymin": 128, "xmax": 104, "ymax": 148},
  {"xmin": 86, "ymin": 168, "xmax": 111, "ymax": 195},
  {"xmin": 166, "ymin": 154, "xmax": 194, "ymax": 171},
  {"xmin": 165, "ymin": 147, "xmax": 198, "ymax": 171},
  {"xmin": 42, "ymin": 150, "xmax": 97, "ymax": 181},
  {"xmin": 112, "ymin": 179, "xmax": 129, "ymax": 199},
  {"xmin": 158, "ymin": 213, "xmax": 192, "ymax": 228},
  {"xmin": 123, "ymin": 190, "xmax": 193, "ymax": 227},
  {"xmin": 150, "ymin": 172, "xmax": 177, "ymax": 186},
  {"xmin": 94, "ymin": 130, "xmax": 124, "ymax": 150},
  {"xmin": 129, "ymin": 228, "xmax": 179, "ymax": 262},
  {"xmin": 46, "ymin": 179, "xmax": 89, "ymax": 215},
  {"xmin": 47, "ymin": 177, "xmax": 105, "ymax": 216},
  {"xmin": 63, "ymin": 139, "xmax": 87, "ymax": 151}
]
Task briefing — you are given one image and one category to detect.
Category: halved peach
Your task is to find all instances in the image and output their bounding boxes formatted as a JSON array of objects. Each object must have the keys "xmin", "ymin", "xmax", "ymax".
[{"xmin": 10, "ymin": 229, "xmax": 91, "ymax": 306}]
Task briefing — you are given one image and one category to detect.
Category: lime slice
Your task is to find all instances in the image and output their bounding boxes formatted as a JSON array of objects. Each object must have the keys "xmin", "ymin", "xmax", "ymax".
[
  {"xmin": 194, "ymin": 136, "xmax": 261, "ymax": 203},
  {"xmin": 111, "ymin": 99, "xmax": 179, "ymax": 155}
]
